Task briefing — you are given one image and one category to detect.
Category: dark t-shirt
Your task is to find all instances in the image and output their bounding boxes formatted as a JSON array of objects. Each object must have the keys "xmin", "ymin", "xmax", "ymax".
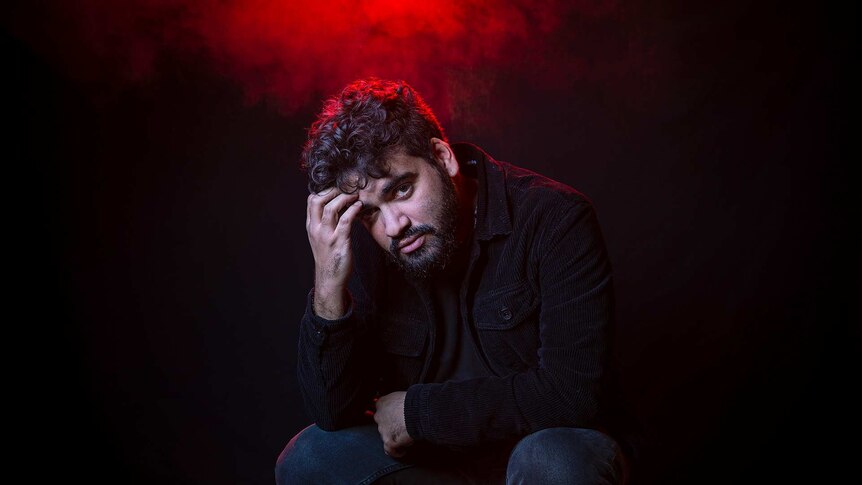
[{"xmin": 425, "ymin": 241, "xmax": 490, "ymax": 383}]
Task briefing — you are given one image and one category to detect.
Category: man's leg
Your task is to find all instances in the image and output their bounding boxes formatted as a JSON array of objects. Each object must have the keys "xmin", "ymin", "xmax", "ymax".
[
  {"xmin": 506, "ymin": 428, "xmax": 626, "ymax": 485},
  {"xmin": 275, "ymin": 423, "xmax": 413, "ymax": 485}
]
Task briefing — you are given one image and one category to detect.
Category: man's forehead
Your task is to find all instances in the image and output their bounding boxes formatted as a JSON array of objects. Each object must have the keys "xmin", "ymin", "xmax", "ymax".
[
  {"xmin": 347, "ymin": 154, "xmax": 419, "ymax": 194},
  {"xmin": 345, "ymin": 171, "xmax": 386, "ymax": 194}
]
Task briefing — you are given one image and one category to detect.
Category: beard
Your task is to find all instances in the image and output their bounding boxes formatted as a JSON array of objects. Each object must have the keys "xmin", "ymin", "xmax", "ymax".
[{"xmin": 387, "ymin": 165, "xmax": 460, "ymax": 281}]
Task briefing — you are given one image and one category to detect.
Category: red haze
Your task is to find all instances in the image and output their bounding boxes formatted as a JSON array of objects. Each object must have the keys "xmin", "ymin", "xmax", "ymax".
[{"xmin": 8, "ymin": 1, "xmax": 660, "ymax": 119}]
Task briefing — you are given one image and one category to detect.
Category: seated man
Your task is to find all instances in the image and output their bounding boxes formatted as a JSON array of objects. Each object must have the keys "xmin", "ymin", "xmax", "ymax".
[{"xmin": 276, "ymin": 78, "xmax": 634, "ymax": 484}]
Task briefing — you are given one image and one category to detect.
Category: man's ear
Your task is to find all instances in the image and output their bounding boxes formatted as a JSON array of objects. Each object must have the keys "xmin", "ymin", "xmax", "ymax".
[{"xmin": 430, "ymin": 138, "xmax": 459, "ymax": 177}]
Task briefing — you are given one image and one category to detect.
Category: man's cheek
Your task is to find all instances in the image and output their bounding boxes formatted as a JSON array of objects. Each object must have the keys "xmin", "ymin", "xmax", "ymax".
[{"xmin": 363, "ymin": 224, "xmax": 387, "ymax": 251}]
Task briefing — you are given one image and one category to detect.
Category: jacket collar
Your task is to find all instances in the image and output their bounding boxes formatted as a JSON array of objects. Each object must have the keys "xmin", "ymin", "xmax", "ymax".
[{"xmin": 452, "ymin": 142, "xmax": 512, "ymax": 240}]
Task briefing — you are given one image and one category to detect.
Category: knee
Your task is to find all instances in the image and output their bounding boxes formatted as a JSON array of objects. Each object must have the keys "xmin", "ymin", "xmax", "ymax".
[
  {"xmin": 276, "ymin": 423, "xmax": 394, "ymax": 485},
  {"xmin": 507, "ymin": 428, "xmax": 623, "ymax": 485},
  {"xmin": 275, "ymin": 424, "xmax": 328, "ymax": 485}
]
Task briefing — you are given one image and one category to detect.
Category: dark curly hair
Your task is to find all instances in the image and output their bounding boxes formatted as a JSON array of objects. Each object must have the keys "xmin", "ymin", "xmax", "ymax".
[{"xmin": 301, "ymin": 78, "xmax": 447, "ymax": 193}]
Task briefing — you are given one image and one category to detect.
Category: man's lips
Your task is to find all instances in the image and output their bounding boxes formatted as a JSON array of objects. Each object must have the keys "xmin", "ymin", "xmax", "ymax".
[{"xmin": 398, "ymin": 234, "xmax": 426, "ymax": 254}]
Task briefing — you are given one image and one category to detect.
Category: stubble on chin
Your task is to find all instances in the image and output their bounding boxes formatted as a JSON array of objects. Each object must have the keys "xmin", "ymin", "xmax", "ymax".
[{"xmin": 388, "ymin": 230, "xmax": 446, "ymax": 281}]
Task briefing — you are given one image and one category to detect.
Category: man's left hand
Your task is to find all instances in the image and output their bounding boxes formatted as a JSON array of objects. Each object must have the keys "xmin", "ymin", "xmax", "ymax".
[{"xmin": 373, "ymin": 391, "xmax": 414, "ymax": 457}]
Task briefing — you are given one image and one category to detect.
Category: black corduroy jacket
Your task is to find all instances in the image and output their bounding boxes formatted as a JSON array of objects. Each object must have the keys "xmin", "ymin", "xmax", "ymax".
[{"xmin": 297, "ymin": 142, "xmax": 624, "ymax": 450}]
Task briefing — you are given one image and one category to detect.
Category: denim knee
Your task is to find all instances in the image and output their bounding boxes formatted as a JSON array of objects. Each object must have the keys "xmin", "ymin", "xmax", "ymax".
[
  {"xmin": 275, "ymin": 424, "xmax": 324, "ymax": 485},
  {"xmin": 275, "ymin": 424, "xmax": 410, "ymax": 485},
  {"xmin": 506, "ymin": 428, "xmax": 624, "ymax": 485}
]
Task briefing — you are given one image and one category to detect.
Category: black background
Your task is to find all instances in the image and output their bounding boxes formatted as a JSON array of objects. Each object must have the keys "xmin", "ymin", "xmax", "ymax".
[{"xmin": 6, "ymin": 2, "xmax": 856, "ymax": 484}]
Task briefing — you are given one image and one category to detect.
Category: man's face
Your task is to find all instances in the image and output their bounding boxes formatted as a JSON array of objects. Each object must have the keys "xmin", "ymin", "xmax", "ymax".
[{"xmin": 354, "ymin": 150, "xmax": 460, "ymax": 280}]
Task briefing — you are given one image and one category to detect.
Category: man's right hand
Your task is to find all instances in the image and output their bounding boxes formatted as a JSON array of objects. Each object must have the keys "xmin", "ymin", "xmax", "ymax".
[{"xmin": 306, "ymin": 187, "xmax": 363, "ymax": 320}]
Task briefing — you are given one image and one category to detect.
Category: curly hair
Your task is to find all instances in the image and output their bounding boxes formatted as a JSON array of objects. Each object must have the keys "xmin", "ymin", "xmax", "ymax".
[{"xmin": 301, "ymin": 78, "xmax": 447, "ymax": 194}]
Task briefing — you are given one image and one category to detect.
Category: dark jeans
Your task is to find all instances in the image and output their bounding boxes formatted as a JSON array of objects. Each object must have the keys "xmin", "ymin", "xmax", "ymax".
[{"xmin": 275, "ymin": 424, "xmax": 626, "ymax": 484}]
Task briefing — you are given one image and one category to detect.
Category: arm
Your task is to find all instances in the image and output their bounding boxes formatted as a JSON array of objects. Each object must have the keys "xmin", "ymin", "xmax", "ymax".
[
  {"xmin": 296, "ymin": 188, "xmax": 378, "ymax": 430},
  {"xmin": 403, "ymin": 200, "xmax": 614, "ymax": 446}
]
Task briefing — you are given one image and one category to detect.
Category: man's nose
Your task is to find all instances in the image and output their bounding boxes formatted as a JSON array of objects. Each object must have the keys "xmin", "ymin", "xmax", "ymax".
[{"xmin": 381, "ymin": 207, "xmax": 409, "ymax": 239}]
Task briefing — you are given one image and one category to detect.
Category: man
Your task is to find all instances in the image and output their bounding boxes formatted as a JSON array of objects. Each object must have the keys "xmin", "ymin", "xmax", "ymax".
[{"xmin": 276, "ymin": 78, "xmax": 633, "ymax": 484}]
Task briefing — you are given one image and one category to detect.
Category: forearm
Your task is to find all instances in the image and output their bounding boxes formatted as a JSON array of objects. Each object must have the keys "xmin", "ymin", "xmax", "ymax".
[
  {"xmin": 404, "ymin": 361, "xmax": 603, "ymax": 447},
  {"xmin": 297, "ymin": 289, "xmax": 377, "ymax": 430}
]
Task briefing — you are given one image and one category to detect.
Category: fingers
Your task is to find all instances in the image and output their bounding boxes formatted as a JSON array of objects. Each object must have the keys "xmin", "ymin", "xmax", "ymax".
[
  {"xmin": 377, "ymin": 424, "xmax": 405, "ymax": 457},
  {"xmin": 307, "ymin": 187, "xmax": 360, "ymax": 228},
  {"xmin": 307, "ymin": 187, "xmax": 337, "ymax": 225},
  {"xmin": 384, "ymin": 443, "xmax": 406, "ymax": 458},
  {"xmin": 374, "ymin": 413, "xmax": 412, "ymax": 458},
  {"xmin": 336, "ymin": 199, "xmax": 363, "ymax": 233},
  {"xmin": 322, "ymin": 192, "xmax": 359, "ymax": 227},
  {"xmin": 381, "ymin": 431, "xmax": 412, "ymax": 458}
]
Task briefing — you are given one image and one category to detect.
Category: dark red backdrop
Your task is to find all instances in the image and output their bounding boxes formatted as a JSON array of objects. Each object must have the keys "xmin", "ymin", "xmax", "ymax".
[{"xmin": 5, "ymin": 1, "xmax": 855, "ymax": 484}]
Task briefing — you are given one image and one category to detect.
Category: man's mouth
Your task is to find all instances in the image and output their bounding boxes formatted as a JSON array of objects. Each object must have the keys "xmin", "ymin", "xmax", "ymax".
[{"xmin": 398, "ymin": 234, "xmax": 426, "ymax": 254}]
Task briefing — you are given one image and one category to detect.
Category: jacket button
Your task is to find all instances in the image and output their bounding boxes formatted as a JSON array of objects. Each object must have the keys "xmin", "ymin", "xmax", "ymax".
[{"xmin": 499, "ymin": 306, "xmax": 512, "ymax": 320}]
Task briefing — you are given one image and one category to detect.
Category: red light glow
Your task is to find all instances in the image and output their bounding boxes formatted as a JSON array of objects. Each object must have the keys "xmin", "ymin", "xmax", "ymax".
[{"xmin": 12, "ymin": 0, "xmax": 656, "ymax": 118}]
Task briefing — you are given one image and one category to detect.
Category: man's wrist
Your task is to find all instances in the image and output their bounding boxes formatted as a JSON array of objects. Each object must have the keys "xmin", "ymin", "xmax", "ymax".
[{"xmin": 312, "ymin": 285, "xmax": 349, "ymax": 320}]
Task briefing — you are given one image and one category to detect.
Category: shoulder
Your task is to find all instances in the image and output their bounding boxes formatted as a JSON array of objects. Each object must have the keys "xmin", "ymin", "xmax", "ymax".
[
  {"xmin": 454, "ymin": 142, "xmax": 599, "ymax": 236},
  {"xmin": 492, "ymin": 158, "xmax": 595, "ymax": 219},
  {"xmin": 455, "ymin": 142, "xmax": 590, "ymax": 208}
]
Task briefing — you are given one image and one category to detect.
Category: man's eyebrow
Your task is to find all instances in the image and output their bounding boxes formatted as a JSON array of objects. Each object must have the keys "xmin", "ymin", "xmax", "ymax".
[
  {"xmin": 358, "ymin": 172, "xmax": 418, "ymax": 215},
  {"xmin": 380, "ymin": 172, "xmax": 416, "ymax": 196}
]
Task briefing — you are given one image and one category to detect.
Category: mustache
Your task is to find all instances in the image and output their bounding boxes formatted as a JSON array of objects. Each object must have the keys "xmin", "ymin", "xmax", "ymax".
[{"xmin": 390, "ymin": 224, "xmax": 436, "ymax": 254}]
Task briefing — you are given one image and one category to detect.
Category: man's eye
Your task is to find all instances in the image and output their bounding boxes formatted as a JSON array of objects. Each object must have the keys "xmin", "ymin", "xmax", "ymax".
[{"xmin": 395, "ymin": 184, "xmax": 412, "ymax": 198}]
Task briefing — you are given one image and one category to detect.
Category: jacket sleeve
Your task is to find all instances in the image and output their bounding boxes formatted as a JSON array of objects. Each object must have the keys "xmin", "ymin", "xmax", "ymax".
[
  {"xmin": 403, "ymin": 199, "xmax": 614, "ymax": 446},
  {"xmin": 296, "ymin": 283, "xmax": 380, "ymax": 431}
]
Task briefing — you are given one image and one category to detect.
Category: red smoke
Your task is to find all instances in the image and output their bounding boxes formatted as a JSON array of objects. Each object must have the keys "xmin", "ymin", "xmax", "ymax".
[{"xmin": 9, "ymin": 0, "xmax": 657, "ymax": 119}]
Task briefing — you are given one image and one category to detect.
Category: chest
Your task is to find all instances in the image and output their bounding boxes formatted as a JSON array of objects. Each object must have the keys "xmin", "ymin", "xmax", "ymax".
[{"xmin": 372, "ymin": 237, "xmax": 543, "ymax": 387}]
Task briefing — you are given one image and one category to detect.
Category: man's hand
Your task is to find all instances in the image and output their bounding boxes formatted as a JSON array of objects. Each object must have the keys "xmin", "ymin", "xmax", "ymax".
[
  {"xmin": 373, "ymin": 391, "xmax": 414, "ymax": 457},
  {"xmin": 306, "ymin": 187, "xmax": 363, "ymax": 319}
]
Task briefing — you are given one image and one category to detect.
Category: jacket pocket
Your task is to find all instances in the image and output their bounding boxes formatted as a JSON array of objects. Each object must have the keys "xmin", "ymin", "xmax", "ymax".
[
  {"xmin": 473, "ymin": 281, "xmax": 540, "ymax": 373},
  {"xmin": 474, "ymin": 280, "xmax": 538, "ymax": 330}
]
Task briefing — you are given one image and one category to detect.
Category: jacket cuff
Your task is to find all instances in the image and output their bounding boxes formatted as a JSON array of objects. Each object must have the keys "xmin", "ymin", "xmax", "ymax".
[
  {"xmin": 405, "ymin": 383, "xmax": 438, "ymax": 441},
  {"xmin": 303, "ymin": 289, "xmax": 356, "ymax": 346}
]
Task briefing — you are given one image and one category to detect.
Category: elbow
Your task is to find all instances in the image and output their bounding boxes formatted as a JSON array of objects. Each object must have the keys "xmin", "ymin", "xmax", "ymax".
[
  {"xmin": 563, "ymin": 379, "xmax": 602, "ymax": 426},
  {"xmin": 313, "ymin": 417, "xmax": 340, "ymax": 432},
  {"xmin": 550, "ymin": 376, "xmax": 602, "ymax": 428},
  {"xmin": 305, "ymin": 403, "xmax": 366, "ymax": 432},
  {"xmin": 313, "ymin": 412, "xmax": 366, "ymax": 433}
]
